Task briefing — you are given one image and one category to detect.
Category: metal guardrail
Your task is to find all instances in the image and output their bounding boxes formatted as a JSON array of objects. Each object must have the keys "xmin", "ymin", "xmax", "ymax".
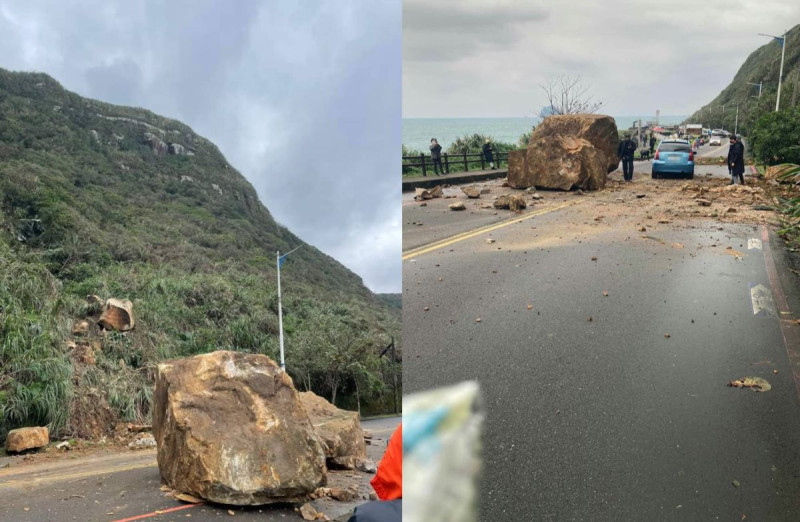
[{"xmin": 402, "ymin": 151, "xmax": 509, "ymax": 176}]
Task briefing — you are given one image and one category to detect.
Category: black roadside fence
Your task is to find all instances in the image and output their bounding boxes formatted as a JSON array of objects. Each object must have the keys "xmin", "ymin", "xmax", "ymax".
[{"xmin": 402, "ymin": 150, "xmax": 510, "ymax": 177}]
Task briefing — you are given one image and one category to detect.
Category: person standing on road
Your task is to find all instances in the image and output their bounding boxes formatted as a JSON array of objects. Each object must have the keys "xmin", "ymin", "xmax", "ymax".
[
  {"xmin": 617, "ymin": 134, "xmax": 636, "ymax": 181},
  {"xmin": 482, "ymin": 139, "xmax": 495, "ymax": 170},
  {"xmin": 727, "ymin": 135, "xmax": 745, "ymax": 185},
  {"xmin": 430, "ymin": 138, "xmax": 444, "ymax": 176},
  {"xmin": 649, "ymin": 134, "xmax": 656, "ymax": 153}
]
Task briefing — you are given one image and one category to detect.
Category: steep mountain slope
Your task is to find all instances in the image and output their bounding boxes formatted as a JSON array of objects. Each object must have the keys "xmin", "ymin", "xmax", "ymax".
[
  {"xmin": 0, "ymin": 69, "xmax": 399, "ymax": 437},
  {"xmin": 686, "ymin": 23, "xmax": 800, "ymax": 134}
]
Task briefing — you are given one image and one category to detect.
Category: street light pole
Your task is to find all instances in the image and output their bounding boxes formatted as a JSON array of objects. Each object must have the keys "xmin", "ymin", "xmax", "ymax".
[
  {"xmin": 759, "ymin": 30, "xmax": 788, "ymax": 111},
  {"xmin": 276, "ymin": 244, "xmax": 304, "ymax": 372},
  {"xmin": 777, "ymin": 31, "xmax": 787, "ymax": 110}
]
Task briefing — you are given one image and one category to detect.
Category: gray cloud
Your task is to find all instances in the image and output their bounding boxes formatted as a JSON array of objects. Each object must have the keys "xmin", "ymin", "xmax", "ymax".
[
  {"xmin": 403, "ymin": 0, "xmax": 549, "ymax": 62},
  {"xmin": 0, "ymin": 0, "xmax": 400, "ymax": 293},
  {"xmin": 403, "ymin": 0, "xmax": 800, "ymax": 118}
]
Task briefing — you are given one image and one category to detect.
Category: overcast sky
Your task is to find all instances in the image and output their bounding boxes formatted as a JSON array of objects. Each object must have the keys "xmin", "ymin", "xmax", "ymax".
[
  {"xmin": 404, "ymin": 0, "xmax": 800, "ymax": 118},
  {"xmin": 0, "ymin": 0, "xmax": 401, "ymax": 293}
]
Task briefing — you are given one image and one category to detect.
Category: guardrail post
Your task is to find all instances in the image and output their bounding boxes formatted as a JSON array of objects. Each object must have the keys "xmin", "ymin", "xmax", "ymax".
[
  {"xmin": 444, "ymin": 152, "xmax": 449, "ymax": 174},
  {"xmin": 463, "ymin": 151, "xmax": 468, "ymax": 172},
  {"xmin": 498, "ymin": 152, "xmax": 503, "ymax": 168},
  {"xmin": 420, "ymin": 153, "xmax": 426, "ymax": 177},
  {"xmin": 480, "ymin": 153, "xmax": 485, "ymax": 170}
]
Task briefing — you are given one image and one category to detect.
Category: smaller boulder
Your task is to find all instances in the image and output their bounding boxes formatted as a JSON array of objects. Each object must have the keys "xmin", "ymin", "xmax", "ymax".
[
  {"xmin": 449, "ymin": 202, "xmax": 466, "ymax": 211},
  {"xmin": 72, "ymin": 320, "xmax": 89, "ymax": 336},
  {"xmin": 6, "ymin": 427, "xmax": 49, "ymax": 452},
  {"xmin": 493, "ymin": 195, "xmax": 527, "ymax": 211},
  {"xmin": 414, "ymin": 188, "xmax": 432, "ymax": 201},
  {"xmin": 98, "ymin": 298, "xmax": 135, "ymax": 331},
  {"xmin": 168, "ymin": 143, "xmax": 185, "ymax": 155},
  {"xmin": 461, "ymin": 186, "xmax": 481, "ymax": 199},
  {"xmin": 299, "ymin": 392, "xmax": 367, "ymax": 470}
]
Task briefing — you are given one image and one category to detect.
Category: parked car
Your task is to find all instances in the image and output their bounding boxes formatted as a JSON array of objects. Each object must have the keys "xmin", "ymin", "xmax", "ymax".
[
  {"xmin": 652, "ymin": 139, "xmax": 694, "ymax": 179},
  {"xmin": 709, "ymin": 136, "xmax": 722, "ymax": 146}
]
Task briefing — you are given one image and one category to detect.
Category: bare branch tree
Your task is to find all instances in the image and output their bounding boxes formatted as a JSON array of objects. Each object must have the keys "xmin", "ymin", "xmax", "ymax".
[{"xmin": 537, "ymin": 75, "xmax": 604, "ymax": 119}]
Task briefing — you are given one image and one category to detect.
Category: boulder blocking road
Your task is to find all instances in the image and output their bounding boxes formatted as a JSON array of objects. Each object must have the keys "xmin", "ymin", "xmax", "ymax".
[
  {"xmin": 0, "ymin": 416, "xmax": 399, "ymax": 522},
  {"xmin": 403, "ymin": 161, "xmax": 800, "ymax": 520}
]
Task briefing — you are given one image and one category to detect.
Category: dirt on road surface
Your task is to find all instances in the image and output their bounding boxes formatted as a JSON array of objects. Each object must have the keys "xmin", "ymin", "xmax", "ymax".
[{"xmin": 403, "ymin": 166, "xmax": 782, "ymax": 258}]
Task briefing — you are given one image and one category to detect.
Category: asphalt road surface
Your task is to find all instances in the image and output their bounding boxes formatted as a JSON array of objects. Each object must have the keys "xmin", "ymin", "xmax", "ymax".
[
  {"xmin": 403, "ymin": 164, "xmax": 800, "ymax": 520},
  {"xmin": 0, "ymin": 417, "xmax": 399, "ymax": 522}
]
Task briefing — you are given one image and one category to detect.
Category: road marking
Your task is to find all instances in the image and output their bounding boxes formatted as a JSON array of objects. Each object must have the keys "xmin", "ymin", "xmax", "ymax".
[
  {"xmin": 0, "ymin": 461, "xmax": 156, "ymax": 489},
  {"xmin": 750, "ymin": 283, "xmax": 777, "ymax": 316},
  {"xmin": 748, "ymin": 238, "xmax": 762, "ymax": 250},
  {"xmin": 402, "ymin": 201, "xmax": 577, "ymax": 260},
  {"xmin": 113, "ymin": 503, "xmax": 200, "ymax": 522}
]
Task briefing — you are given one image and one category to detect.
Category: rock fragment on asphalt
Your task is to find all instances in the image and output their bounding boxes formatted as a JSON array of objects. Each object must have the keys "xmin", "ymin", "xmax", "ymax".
[{"xmin": 461, "ymin": 186, "xmax": 481, "ymax": 198}]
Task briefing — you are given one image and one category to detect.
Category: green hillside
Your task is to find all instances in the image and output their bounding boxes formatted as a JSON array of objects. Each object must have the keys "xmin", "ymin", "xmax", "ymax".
[
  {"xmin": 686, "ymin": 23, "xmax": 800, "ymax": 135},
  {"xmin": 0, "ymin": 69, "xmax": 400, "ymax": 438}
]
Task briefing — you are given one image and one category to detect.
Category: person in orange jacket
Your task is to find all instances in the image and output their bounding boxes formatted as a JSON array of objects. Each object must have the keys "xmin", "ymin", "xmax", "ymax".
[{"xmin": 347, "ymin": 423, "xmax": 401, "ymax": 521}]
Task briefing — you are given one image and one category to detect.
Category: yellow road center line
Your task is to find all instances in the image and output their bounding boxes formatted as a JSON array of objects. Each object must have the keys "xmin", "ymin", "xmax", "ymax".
[
  {"xmin": 402, "ymin": 200, "xmax": 577, "ymax": 260},
  {"xmin": 0, "ymin": 461, "xmax": 156, "ymax": 489}
]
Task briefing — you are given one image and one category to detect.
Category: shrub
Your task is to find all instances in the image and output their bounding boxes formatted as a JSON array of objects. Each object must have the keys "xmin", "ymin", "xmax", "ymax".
[{"xmin": 751, "ymin": 107, "xmax": 800, "ymax": 165}]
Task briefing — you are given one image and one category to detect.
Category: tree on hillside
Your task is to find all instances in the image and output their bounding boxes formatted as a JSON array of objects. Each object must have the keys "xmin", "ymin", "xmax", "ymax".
[
  {"xmin": 751, "ymin": 107, "xmax": 800, "ymax": 165},
  {"xmin": 537, "ymin": 75, "xmax": 604, "ymax": 119}
]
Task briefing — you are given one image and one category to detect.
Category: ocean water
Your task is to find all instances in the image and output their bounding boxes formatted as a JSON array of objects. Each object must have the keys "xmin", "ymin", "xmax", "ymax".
[{"xmin": 403, "ymin": 116, "xmax": 688, "ymax": 152}]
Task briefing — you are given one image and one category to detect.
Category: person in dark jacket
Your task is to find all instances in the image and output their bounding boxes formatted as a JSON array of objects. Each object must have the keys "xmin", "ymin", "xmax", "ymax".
[
  {"xmin": 617, "ymin": 134, "xmax": 636, "ymax": 181},
  {"xmin": 727, "ymin": 135, "xmax": 745, "ymax": 185},
  {"xmin": 430, "ymin": 138, "xmax": 444, "ymax": 176},
  {"xmin": 482, "ymin": 139, "xmax": 495, "ymax": 169},
  {"xmin": 649, "ymin": 134, "xmax": 656, "ymax": 153}
]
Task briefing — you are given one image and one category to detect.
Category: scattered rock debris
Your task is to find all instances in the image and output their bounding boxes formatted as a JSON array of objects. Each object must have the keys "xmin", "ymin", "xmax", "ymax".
[{"xmin": 727, "ymin": 377, "xmax": 771, "ymax": 392}]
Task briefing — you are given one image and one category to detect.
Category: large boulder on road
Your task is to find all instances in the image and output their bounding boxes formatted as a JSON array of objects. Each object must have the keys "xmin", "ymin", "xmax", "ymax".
[
  {"xmin": 507, "ymin": 149, "xmax": 527, "ymax": 183},
  {"xmin": 5, "ymin": 426, "xmax": 49, "ymax": 452},
  {"xmin": 517, "ymin": 136, "xmax": 608, "ymax": 191},
  {"xmin": 509, "ymin": 114, "xmax": 619, "ymax": 190},
  {"xmin": 299, "ymin": 391, "xmax": 367, "ymax": 470},
  {"xmin": 152, "ymin": 351, "xmax": 327, "ymax": 505}
]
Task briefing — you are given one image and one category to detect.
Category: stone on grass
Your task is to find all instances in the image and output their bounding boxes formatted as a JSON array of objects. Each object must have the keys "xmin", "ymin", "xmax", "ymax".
[
  {"xmin": 152, "ymin": 351, "xmax": 327, "ymax": 505},
  {"xmin": 299, "ymin": 392, "xmax": 367, "ymax": 470},
  {"xmin": 6, "ymin": 427, "xmax": 49, "ymax": 452},
  {"xmin": 98, "ymin": 298, "xmax": 135, "ymax": 331}
]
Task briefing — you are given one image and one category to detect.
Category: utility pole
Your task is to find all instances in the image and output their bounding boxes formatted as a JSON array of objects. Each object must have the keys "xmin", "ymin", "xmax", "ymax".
[
  {"xmin": 734, "ymin": 103, "xmax": 739, "ymax": 136},
  {"xmin": 759, "ymin": 30, "xmax": 788, "ymax": 111},
  {"xmin": 276, "ymin": 244, "xmax": 304, "ymax": 371}
]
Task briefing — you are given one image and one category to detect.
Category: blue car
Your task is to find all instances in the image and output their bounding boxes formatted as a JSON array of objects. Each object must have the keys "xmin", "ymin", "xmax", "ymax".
[{"xmin": 651, "ymin": 139, "xmax": 694, "ymax": 179}]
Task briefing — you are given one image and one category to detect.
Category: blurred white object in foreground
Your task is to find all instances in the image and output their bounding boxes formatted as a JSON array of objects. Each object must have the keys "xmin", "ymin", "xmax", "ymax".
[{"xmin": 403, "ymin": 381, "xmax": 483, "ymax": 522}]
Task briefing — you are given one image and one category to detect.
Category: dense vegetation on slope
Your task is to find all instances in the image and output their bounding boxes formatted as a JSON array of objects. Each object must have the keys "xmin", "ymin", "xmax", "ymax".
[
  {"xmin": 0, "ymin": 69, "xmax": 400, "ymax": 438},
  {"xmin": 686, "ymin": 23, "xmax": 800, "ymax": 136}
]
